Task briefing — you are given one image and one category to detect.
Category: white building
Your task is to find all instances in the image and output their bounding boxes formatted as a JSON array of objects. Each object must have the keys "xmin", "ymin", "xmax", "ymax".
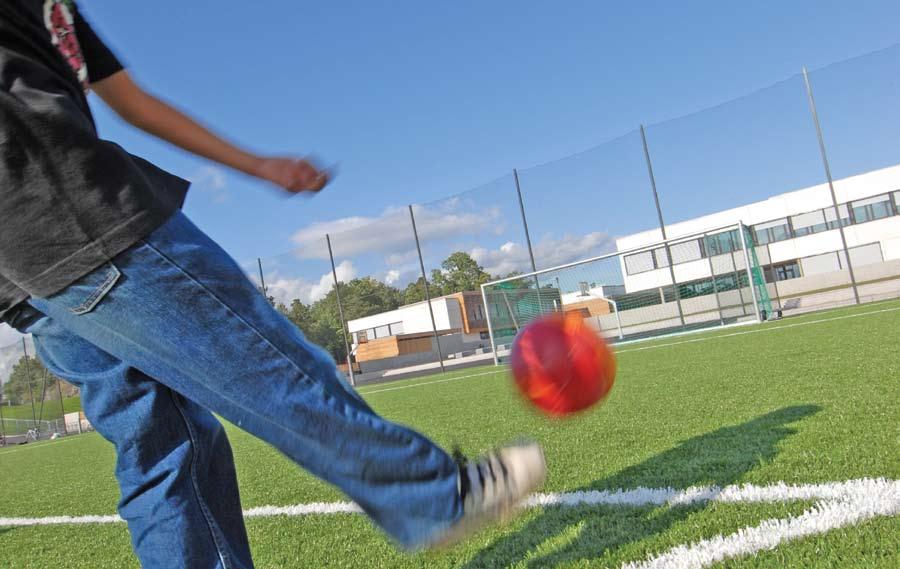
[{"xmin": 614, "ymin": 164, "xmax": 900, "ymax": 310}]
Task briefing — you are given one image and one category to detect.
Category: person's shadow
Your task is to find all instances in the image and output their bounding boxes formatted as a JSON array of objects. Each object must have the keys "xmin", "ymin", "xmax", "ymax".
[{"xmin": 462, "ymin": 405, "xmax": 821, "ymax": 568}]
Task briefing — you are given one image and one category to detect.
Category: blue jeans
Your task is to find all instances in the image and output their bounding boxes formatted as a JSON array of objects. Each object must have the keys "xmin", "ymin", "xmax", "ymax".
[{"xmin": 9, "ymin": 212, "xmax": 462, "ymax": 568}]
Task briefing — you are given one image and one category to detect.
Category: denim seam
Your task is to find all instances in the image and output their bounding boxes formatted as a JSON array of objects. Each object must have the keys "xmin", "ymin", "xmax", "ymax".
[
  {"xmin": 70, "ymin": 264, "xmax": 121, "ymax": 315},
  {"xmin": 169, "ymin": 390, "xmax": 232, "ymax": 569},
  {"xmin": 137, "ymin": 239, "xmax": 329, "ymax": 394}
]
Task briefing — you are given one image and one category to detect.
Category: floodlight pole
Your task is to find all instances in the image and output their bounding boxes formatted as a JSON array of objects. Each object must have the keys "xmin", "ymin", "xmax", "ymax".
[
  {"xmin": 326, "ymin": 234, "xmax": 356, "ymax": 387},
  {"xmin": 22, "ymin": 338, "xmax": 38, "ymax": 428},
  {"xmin": 409, "ymin": 205, "xmax": 446, "ymax": 373},
  {"xmin": 640, "ymin": 125, "xmax": 686, "ymax": 328},
  {"xmin": 801, "ymin": 67, "xmax": 859, "ymax": 305},
  {"xmin": 738, "ymin": 222, "xmax": 763, "ymax": 322}
]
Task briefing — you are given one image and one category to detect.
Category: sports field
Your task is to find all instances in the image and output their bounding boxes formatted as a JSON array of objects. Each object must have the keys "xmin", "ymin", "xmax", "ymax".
[{"xmin": 1, "ymin": 301, "xmax": 898, "ymax": 568}]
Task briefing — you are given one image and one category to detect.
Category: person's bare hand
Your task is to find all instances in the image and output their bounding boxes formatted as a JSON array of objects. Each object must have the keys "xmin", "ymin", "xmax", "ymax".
[{"xmin": 253, "ymin": 157, "xmax": 329, "ymax": 194}]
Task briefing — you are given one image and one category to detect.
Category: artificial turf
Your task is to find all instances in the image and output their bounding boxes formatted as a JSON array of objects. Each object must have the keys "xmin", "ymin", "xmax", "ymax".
[{"xmin": 0, "ymin": 300, "xmax": 897, "ymax": 567}]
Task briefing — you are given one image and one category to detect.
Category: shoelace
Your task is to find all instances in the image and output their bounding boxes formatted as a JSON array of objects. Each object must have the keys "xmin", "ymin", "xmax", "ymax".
[{"xmin": 453, "ymin": 447, "xmax": 510, "ymax": 505}]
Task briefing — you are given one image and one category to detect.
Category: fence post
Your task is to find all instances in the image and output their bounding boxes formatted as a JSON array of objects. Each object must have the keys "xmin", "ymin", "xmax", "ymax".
[
  {"xmin": 0, "ymin": 381, "xmax": 5, "ymax": 441},
  {"xmin": 21, "ymin": 338, "xmax": 38, "ymax": 429},
  {"xmin": 481, "ymin": 284, "xmax": 500, "ymax": 366},
  {"xmin": 766, "ymin": 243, "xmax": 782, "ymax": 312},
  {"xmin": 513, "ymin": 169, "xmax": 544, "ymax": 314},
  {"xmin": 326, "ymin": 234, "xmax": 356, "ymax": 387},
  {"xmin": 640, "ymin": 125, "xmax": 686, "ymax": 328},
  {"xmin": 801, "ymin": 67, "xmax": 860, "ymax": 305},
  {"xmin": 257, "ymin": 258, "xmax": 268, "ymax": 299},
  {"xmin": 738, "ymin": 222, "xmax": 763, "ymax": 322},
  {"xmin": 704, "ymin": 232, "xmax": 725, "ymax": 325},
  {"xmin": 409, "ymin": 205, "xmax": 446, "ymax": 373},
  {"xmin": 56, "ymin": 373, "xmax": 67, "ymax": 434}
]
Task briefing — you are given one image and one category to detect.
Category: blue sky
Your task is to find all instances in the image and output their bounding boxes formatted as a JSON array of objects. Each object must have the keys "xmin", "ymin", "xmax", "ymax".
[{"xmin": 1, "ymin": 0, "xmax": 899, "ymax": 348}]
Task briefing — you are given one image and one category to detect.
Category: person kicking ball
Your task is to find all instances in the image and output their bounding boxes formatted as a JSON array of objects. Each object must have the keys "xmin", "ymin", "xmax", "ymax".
[{"xmin": 0, "ymin": 2, "xmax": 546, "ymax": 567}]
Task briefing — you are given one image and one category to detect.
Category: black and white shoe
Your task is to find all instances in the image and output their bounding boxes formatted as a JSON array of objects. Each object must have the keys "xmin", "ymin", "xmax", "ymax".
[{"xmin": 427, "ymin": 441, "xmax": 547, "ymax": 548}]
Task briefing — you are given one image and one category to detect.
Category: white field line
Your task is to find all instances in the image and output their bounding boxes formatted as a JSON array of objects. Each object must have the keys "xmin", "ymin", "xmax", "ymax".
[
  {"xmin": 357, "ymin": 369, "xmax": 502, "ymax": 395},
  {"xmin": 1, "ymin": 478, "xmax": 895, "ymax": 529},
  {"xmin": 622, "ymin": 479, "xmax": 900, "ymax": 569},
  {"xmin": 357, "ymin": 305, "xmax": 900, "ymax": 397},
  {"xmin": 615, "ymin": 305, "xmax": 900, "ymax": 355}
]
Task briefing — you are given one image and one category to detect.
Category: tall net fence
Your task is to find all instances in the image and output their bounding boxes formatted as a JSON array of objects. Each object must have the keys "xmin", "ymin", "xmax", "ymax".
[
  {"xmin": 193, "ymin": 44, "xmax": 900, "ymax": 384},
  {"xmin": 481, "ymin": 223, "xmax": 768, "ymax": 357}
]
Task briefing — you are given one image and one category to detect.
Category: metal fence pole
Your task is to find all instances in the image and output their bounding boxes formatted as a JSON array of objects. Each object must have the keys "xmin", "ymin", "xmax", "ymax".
[
  {"xmin": 802, "ymin": 67, "xmax": 860, "ymax": 305},
  {"xmin": 56, "ymin": 375, "xmax": 67, "ymax": 435},
  {"xmin": 738, "ymin": 222, "xmax": 763, "ymax": 322},
  {"xmin": 481, "ymin": 285, "xmax": 500, "ymax": 366},
  {"xmin": 640, "ymin": 125, "xmax": 686, "ymax": 328},
  {"xmin": 257, "ymin": 258, "xmax": 268, "ymax": 298},
  {"xmin": 409, "ymin": 205, "xmax": 446, "ymax": 373},
  {"xmin": 0, "ymin": 382, "xmax": 5, "ymax": 441},
  {"xmin": 704, "ymin": 233, "xmax": 725, "ymax": 325},
  {"xmin": 765, "ymin": 243, "xmax": 782, "ymax": 311},
  {"xmin": 22, "ymin": 338, "xmax": 38, "ymax": 428},
  {"xmin": 326, "ymin": 234, "xmax": 356, "ymax": 387},
  {"xmin": 513, "ymin": 169, "xmax": 545, "ymax": 315}
]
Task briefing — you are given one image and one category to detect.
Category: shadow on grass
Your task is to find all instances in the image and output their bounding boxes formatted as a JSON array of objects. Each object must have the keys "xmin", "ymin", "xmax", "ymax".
[{"xmin": 462, "ymin": 404, "xmax": 821, "ymax": 568}]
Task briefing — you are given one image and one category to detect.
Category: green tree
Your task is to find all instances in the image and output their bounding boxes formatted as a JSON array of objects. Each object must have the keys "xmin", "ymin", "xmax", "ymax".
[
  {"xmin": 401, "ymin": 276, "xmax": 430, "ymax": 305},
  {"xmin": 430, "ymin": 251, "xmax": 492, "ymax": 296},
  {"xmin": 3, "ymin": 356, "xmax": 73, "ymax": 405}
]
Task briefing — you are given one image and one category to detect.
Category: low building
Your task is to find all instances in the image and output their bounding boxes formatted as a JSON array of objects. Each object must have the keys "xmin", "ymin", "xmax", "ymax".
[{"xmin": 613, "ymin": 164, "xmax": 900, "ymax": 316}]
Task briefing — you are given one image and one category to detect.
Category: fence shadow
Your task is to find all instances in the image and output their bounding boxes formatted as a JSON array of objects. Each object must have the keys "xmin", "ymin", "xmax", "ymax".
[{"xmin": 461, "ymin": 404, "xmax": 821, "ymax": 568}]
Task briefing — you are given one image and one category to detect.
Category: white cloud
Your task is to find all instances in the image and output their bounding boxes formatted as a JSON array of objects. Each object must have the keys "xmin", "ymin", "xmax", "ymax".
[
  {"xmin": 258, "ymin": 261, "xmax": 357, "ymax": 306},
  {"xmin": 190, "ymin": 166, "xmax": 229, "ymax": 204},
  {"xmin": 471, "ymin": 232, "xmax": 615, "ymax": 277},
  {"xmin": 384, "ymin": 270, "xmax": 401, "ymax": 285},
  {"xmin": 289, "ymin": 203, "xmax": 502, "ymax": 261}
]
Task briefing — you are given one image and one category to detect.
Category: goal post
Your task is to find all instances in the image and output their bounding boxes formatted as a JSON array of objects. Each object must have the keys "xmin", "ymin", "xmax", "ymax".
[{"xmin": 480, "ymin": 222, "xmax": 769, "ymax": 362}]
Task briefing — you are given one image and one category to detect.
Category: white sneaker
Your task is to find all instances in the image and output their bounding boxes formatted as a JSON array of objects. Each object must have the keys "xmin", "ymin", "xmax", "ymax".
[{"xmin": 426, "ymin": 441, "xmax": 547, "ymax": 549}]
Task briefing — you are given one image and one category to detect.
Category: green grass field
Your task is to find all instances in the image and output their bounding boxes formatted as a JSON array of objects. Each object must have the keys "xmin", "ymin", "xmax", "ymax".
[
  {"xmin": 1, "ymin": 301, "xmax": 898, "ymax": 568},
  {"xmin": 0, "ymin": 396, "xmax": 81, "ymax": 423}
]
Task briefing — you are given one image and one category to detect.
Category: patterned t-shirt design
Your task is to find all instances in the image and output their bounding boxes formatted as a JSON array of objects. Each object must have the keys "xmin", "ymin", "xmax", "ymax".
[{"xmin": 43, "ymin": 0, "xmax": 88, "ymax": 89}]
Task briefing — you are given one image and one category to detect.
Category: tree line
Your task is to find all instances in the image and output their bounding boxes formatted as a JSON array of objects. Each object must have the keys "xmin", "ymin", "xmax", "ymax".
[{"xmin": 274, "ymin": 251, "xmax": 521, "ymax": 362}]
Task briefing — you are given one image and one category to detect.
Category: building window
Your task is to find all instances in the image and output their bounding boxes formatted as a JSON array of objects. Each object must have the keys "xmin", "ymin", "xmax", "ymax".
[
  {"xmin": 704, "ymin": 230, "xmax": 739, "ymax": 256},
  {"xmin": 753, "ymin": 218, "xmax": 791, "ymax": 245},
  {"xmin": 388, "ymin": 322, "xmax": 404, "ymax": 335},
  {"xmin": 480, "ymin": 331, "xmax": 490, "ymax": 340},
  {"xmin": 790, "ymin": 210, "xmax": 827, "ymax": 237},
  {"xmin": 374, "ymin": 325, "xmax": 390, "ymax": 339},
  {"xmin": 357, "ymin": 330, "xmax": 368, "ymax": 344},
  {"xmin": 773, "ymin": 261, "xmax": 801, "ymax": 282},
  {"xmin": 669, "ymin": 240, "xmax": 703, "ymax": 263},
  {"xmin": 850, "ymin": 194, "xmax": 893, "ymax": 224},
  {"xmin": 471, "ymin": 304, "xmax": 484, "ymax": 321},
  {"xmin": 624, "ymin": 251, "xmax": 655, "ymax": 275},
  {"xmin": 825, "ymin": 204, "xmax": 851, "ymax": 230},
  {"xmin": 653, "ymin": 248, "xmax": 671, "ymax": 268},
  {"xmin": 893, "ymin": 191, "xmax": 900, "ymax": 213}
]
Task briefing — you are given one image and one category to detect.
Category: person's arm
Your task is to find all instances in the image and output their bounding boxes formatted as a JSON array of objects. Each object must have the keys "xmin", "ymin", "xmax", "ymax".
[{"xmin": 91, "ymin": 70, "xmax": 327, "ymax": 193}]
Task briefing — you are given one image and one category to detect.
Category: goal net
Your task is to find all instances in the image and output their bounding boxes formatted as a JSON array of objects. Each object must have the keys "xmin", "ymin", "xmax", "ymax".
[{"xmin": 481, "ymin": 222, "xmax": 770, "ymax": 361}]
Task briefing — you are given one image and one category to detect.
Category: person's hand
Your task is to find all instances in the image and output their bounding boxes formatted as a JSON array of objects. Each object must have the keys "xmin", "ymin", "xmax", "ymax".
[{"xmin": 253, "ymin": 157, "xmax": 330, "ymax": 194}]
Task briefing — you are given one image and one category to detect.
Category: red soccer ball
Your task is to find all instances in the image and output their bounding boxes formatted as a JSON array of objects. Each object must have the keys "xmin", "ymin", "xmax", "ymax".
[{"xmin": 511, "ymin": 312, "xmax": 616, "ymax": 416}]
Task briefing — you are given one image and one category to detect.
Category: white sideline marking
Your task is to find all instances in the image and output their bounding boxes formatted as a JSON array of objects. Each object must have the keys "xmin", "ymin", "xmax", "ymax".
[
  {"xmin": 614, "ymin": 305, "xmax": 900, "ymax": 355},
  {"xmin": 357, "ymin": 370, "xmax": 502, "ymax": 395},
  {"xmin": 1, "ymin": 478, "xmax": 895, "ymax": 528}
]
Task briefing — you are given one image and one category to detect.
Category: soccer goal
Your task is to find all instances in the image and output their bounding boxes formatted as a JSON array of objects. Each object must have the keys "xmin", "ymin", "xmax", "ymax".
[{"xmin": 480, "ymin": 222, "xmax": 772, "ymax": 363}]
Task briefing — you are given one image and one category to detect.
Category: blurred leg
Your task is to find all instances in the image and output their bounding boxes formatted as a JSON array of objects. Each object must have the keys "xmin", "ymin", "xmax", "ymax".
[
  {"xmin": 26, "ymin": 212, "xmax": 462, "ymax": 549},
  {"xmin": 9, "ymin": 306, "xmax": 252, "ymax": 569}
]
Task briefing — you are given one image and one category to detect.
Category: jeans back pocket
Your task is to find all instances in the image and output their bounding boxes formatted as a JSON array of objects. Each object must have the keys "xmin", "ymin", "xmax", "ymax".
[{"xmin": 56, "ymin": 262, "xmax": 122, "ymax": 315}]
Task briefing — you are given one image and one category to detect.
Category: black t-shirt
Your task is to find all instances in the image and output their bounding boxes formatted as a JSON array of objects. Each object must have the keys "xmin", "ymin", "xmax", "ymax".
[{"xmin": 0, "ymin": 0, "xmax": 190, "ymax": 321}]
